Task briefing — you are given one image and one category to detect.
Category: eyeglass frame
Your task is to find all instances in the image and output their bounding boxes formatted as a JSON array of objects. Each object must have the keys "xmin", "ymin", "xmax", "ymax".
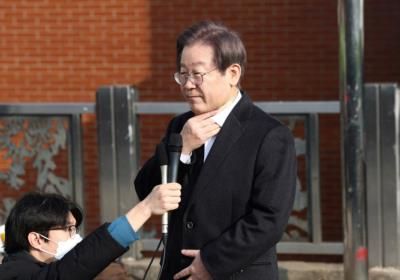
[
  {"xmin": 173, "ymin": 68, "xmax": 218, "ymax": 86},
  {"xmin": 48, "ymin": 225, "xmax": 78, "ymax": 238}
]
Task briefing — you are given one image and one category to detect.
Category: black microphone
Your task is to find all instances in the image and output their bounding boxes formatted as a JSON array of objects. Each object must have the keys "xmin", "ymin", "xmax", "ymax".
[
  {"xmin": 156, "ymin": 142, "xmax": 168, "ymax": 235},
  {"xmin": 167, "ymin": 133, "xmax": 182, "ymax": 183}
]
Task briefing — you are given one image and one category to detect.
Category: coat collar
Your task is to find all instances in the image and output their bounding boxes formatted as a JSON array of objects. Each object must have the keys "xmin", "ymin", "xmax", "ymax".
[{"xmin": 2, "ymin": 250, "xmax": 46, "ymax": 267}]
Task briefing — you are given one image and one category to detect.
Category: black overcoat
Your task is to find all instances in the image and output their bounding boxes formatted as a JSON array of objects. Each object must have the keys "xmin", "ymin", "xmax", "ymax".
[{"xmin": 135, "ymin": 92, "xmax": 297, "ymax": 279}]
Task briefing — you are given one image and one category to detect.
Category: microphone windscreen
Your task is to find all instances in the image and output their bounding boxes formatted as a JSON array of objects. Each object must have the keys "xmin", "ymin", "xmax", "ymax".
[
  {"xmin": 168, "ymin": 133, "xmax": 182, "ymax": 152},
  {"xmin": 156, "ymin": 142, "xmax": 168, "ymax": 166}
]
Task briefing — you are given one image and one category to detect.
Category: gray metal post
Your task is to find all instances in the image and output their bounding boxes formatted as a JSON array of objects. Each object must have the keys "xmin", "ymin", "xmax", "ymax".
[
  {"xmin": 338, "ymin": 0, "xmax": 368, "ymax": 279},
  {"xmin": 96, "ymin": 85, "xmax": 141, "ymax": 258},
  {"xmin": 364, "ymin": 84, "xmax": 400, "ymax": 268},
  {"xmin": 96, "ymin": 85, "xmax": 140, "ymax": 223},
  {"xmin": 307, "ymin": 114, "xmax": 322, "ymax": 244},
  {"xmin": 69, "ymin": 114, "xmax": 86, "ymax": 234}
]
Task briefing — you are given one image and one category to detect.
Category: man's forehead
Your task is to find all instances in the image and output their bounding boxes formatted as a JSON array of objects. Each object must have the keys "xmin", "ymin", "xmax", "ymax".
[
  {"xmin": 180, "ymin": 61, "xmax": 207, "ymax": 68},
  {"xmin": 181, "ymin": 44, "xmax": 214, "ymax": 67}
]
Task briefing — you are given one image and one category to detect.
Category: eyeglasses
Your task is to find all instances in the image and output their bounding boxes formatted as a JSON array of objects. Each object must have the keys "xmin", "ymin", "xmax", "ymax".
[
  {"xmin": 174, "ymin": 68, "xmax": 218, "ymax": 86},
  {"xmin": 49, "ymin": 225, "xmax": 78, "ymax": 238}
]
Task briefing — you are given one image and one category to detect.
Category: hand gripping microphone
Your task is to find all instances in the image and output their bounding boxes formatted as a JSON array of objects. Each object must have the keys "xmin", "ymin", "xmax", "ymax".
[
  {"xmin": 156, "ymin": 142, "xmax": 168, "ymax": 236},
  {"xmin": 167, "ymin": 133, "xmax": 183, "ymax": 183}
]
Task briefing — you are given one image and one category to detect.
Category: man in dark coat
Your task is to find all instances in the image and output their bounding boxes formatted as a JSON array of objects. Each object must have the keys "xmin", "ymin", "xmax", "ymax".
[
  {"xmin": 135, "ymin": 21, "xmax": 297, "ymax": 279},
  {"xmin": 0, "ymin": 183, "xmax": 181, "ymax": 279}
]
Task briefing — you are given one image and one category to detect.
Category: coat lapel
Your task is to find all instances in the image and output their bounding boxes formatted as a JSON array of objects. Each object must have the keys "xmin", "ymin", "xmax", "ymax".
[{"xmin": 185, "ymin": 93, "xmax": 253, "ymax": 210}]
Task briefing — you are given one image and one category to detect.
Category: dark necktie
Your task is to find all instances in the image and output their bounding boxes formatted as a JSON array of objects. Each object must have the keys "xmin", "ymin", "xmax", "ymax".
[
  {"xmin": 180, "ymin": 145, "xmax": 204, "ymax": 210},
  {"xmin": 191, "ymin": 145, "xmax": 204, "ymax": 184}
]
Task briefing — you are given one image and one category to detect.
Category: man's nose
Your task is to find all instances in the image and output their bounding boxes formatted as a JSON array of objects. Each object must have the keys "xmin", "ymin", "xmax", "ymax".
[{"xmin": 182, "ymin": 77, "xmax": 197, "ymax": 89}]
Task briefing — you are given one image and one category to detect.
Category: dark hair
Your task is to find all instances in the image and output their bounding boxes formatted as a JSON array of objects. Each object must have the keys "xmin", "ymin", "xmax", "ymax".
[
  {"xmin": 4, "ymin": 192, "xmax": 83, "ymax": 254},
  {"xmin": 176, "ymin": 21, "xmax": 247, "ymax": 80}
]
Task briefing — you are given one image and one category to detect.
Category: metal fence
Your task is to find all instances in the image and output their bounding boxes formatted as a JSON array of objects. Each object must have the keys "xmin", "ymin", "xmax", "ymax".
[
  {"xmin": 0, "ymin": 84, "xmax": 400, "ymax": 266},
  {"xmin": 3, "ymin": 84, "xmax": 400, "ymax": 264},
  {"xmin": 0, "ymin": 86, "xmax": 345, "ymax": 257}
]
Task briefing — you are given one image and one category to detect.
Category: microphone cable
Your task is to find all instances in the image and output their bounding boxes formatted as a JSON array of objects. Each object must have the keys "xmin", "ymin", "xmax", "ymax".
[
  {"xmin": 142, "ymin": 234, "xmax": 168, "ymax": 280},
  {"xmin": 143, "ymin": 141, "xmax": 171, "ymax": 280},
  {"xmin": 129, "ymin": 170, "xmax": 164, "ymax": 280},
  {"xmin": 156, "ymin": 234, "xmax": 168, "ymax": 280},
  {"xmin": 142, "ymin": 236, "xmax": 162, "ymax": 280}
]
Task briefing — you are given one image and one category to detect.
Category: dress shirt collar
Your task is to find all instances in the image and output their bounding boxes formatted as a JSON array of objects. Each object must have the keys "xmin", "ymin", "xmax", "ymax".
[{"xmin": 211, "ymin": 90, "xmax": 242, "ymax": 127}]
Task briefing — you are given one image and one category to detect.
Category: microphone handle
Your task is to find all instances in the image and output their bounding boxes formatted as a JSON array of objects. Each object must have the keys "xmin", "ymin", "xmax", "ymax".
[
  {"xmin": 160, "ymin": 165, "xmax": 168, "ymax": 235},
  {"xmin": 168, "ymin": 153, "xmax": 180, "ymax": 183}
]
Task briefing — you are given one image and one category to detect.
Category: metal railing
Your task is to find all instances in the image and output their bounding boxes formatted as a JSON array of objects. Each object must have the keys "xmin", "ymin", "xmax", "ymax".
[
  {"xmin": 3, "ymin": 83, "xmax": 400, "ymax": 263},
  {"xmin": 0, "ymin": 92, "xmax": 345, "ymax": 256}
]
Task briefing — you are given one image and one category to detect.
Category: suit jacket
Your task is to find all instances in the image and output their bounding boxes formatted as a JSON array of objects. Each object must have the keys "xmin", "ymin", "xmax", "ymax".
[
  {"xmin": 135, "ymin": 92, "xmax": 297, "ymax": 279},
  {"xmin": 0, "ymin": 224, "xmax": 128, "ymax": 280}
]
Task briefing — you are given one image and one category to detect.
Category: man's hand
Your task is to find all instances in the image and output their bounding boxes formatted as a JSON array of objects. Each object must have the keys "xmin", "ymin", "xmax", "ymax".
[
  {"xmin": 180, "ymin": 110, "xmax": 221, "ymax": 155},
  {"xmin": 173, "ymin": 250, "xmax": 212, "ymax": 280}
]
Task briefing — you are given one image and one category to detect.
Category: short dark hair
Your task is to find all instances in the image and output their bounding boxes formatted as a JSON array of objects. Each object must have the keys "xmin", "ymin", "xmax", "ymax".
[
  {"xmin": 176, "ymin": 20, "xmax": 247, "ymax": 81},
  {"xmin": 4, "ymin": 192, "xmax": 83, "ymax": 254}
]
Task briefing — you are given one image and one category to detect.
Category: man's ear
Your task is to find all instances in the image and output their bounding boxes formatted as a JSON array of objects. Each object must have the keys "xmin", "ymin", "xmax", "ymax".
[
  {"xmin": 27, "ymin": 232, "xmax": 43, "ymax": 250},
  {"xmin": 227, "ymin": 63, "xmax": 241, "ymax": 87}
]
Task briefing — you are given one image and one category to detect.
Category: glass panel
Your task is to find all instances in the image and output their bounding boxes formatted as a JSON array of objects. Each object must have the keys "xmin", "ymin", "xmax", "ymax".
[
  {"xmin": 0, "ymin": 116, "xmax": 71, "ymax": 225},
  {"xmin": 278, "ymin": 115, "xmax": 309, "ymax": 242}
]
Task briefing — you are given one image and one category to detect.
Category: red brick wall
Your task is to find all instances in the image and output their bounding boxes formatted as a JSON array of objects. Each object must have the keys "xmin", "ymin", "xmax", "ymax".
[
  {"xmin": 365, "ymin": 1, "xmax": 400, "ymax": 82},
  {"xmin": 0, "ymin": 0, "xmax": 399, "ymax": 248}
]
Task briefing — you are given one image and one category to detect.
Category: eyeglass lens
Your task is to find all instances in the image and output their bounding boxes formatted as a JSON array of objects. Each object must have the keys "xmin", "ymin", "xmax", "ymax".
[
  {"xmin": 50, "ymin": 225, "xmax": 77, "ymax": 237},
  {"xmin": 174, "ymin": 73, "xmax": 202, "ymax": 86}
]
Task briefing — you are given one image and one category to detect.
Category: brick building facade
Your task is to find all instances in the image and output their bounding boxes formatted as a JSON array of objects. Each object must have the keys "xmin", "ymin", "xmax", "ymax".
[{"xmin": 0, "ymin": 0, "xmax": 399, "ymax": 258}]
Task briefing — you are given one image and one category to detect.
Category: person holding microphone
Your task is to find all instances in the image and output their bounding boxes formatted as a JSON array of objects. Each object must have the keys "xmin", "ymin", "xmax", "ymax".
[{"xmin": 0, "ymin": 182, "xmax": 181, "ymax": 280}]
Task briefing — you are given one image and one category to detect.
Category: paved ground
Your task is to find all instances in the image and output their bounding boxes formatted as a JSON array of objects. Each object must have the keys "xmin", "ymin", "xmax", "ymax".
[
  {"xmin": 2, "ymin": 254, "xmax": 400, "ymax": 279},
  {"xmin": 121, "ymin": 258, "xmax": 400, "ymax": 280},
  {"xmin": 0, "ymin": 255, "xmax": 132, "ymax": 280},
  {"xmin": 95, "ymin": 261, "xmax": 132, "ymax": 280}
]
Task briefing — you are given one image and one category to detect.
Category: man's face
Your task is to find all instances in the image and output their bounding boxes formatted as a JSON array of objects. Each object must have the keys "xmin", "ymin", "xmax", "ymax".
[{"xmin": 179, "ymin": 43, "xmax": 236, "ymax": 115}]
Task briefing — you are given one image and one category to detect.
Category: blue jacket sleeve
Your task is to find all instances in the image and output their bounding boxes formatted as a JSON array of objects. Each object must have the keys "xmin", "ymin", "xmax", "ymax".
[{"xmin": 108, "ymin": 216, "xmax": 140, "ymax": 248}]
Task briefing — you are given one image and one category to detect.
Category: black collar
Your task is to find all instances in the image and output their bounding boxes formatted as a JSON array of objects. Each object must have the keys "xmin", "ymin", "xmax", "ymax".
[{"xmin": 2, "ymin": 250, "xmax": 46, "ymax": 267}]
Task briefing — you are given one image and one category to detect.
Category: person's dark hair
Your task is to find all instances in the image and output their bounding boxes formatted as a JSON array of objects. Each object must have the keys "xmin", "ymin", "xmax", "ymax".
[
  {"xmin": 4, "ymin": 192, "xmax": 83, "ymax": 254},
  {"xmin": 176, "ymin": 20, "xmax": 247, "ymax": 81}
]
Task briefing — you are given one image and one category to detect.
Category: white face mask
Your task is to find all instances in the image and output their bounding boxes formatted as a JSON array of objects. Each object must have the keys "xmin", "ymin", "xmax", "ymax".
[{"xmin": 38, "ymin": 233, "xmax": 83, "ymax": 260}]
